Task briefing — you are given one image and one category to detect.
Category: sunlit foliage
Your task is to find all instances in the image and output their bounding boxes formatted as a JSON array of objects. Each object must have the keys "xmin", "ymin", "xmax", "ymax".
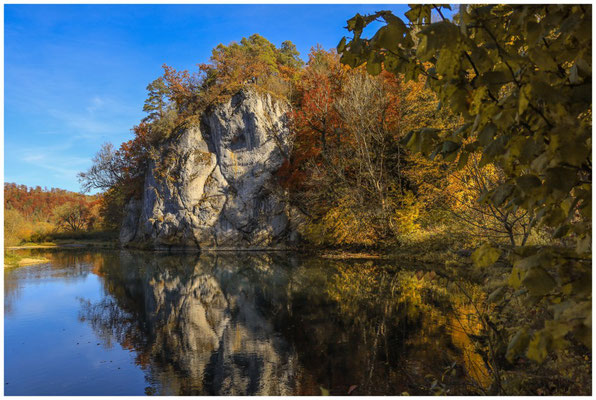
[
  {"xmin": 337, "ymin": 2, "xmax": 591, "ymax": 387},
  {"xmin": 4, "ymin": 183, "xmax": 102, "ymax": 245}
]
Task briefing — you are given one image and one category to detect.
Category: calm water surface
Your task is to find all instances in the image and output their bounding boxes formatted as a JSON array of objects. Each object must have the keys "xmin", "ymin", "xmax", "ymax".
[{"xmin": 5, "ymin": 249, "xmax": 490, "ymax": 395}]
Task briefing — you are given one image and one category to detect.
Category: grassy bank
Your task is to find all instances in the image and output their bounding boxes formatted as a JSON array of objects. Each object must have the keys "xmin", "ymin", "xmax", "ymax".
[
  {"xmin": 7, "ymin": 230, "xmax": 119, "ymax": 250},
  {"xmin": 4, "ymin": 251, "xmax": 49, "ymax": 268}
]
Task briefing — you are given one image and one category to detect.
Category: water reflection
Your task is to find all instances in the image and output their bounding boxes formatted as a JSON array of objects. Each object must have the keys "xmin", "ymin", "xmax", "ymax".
[
  {"xmin": 74, "ymin": 251, "xmax": 490, "ymax": 395},
  {"xmin": 5, "ymin": 251, "xmax": 101, "ymax": 316}
]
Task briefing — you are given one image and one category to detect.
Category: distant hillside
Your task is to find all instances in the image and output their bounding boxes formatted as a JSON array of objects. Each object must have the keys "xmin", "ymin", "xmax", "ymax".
[
  {"xmin": 4, "ymin": 183, "xmax": 103, "ymax": 246},
  {"xmin": 4, "ymin": 182, "xmax": 97, "ymax": 220}
]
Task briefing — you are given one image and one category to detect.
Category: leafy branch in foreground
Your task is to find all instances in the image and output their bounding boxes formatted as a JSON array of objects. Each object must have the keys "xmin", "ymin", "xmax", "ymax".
[{"xmin": 338, "ymin": 2, "xmax": 591, "ymax": 378}]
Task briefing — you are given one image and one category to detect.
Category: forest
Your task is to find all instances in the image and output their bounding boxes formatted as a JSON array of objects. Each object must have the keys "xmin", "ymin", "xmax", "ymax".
[
  {"xmin": 4, "ymin": 183, "xmax": 105, "ymax": 246},
  {"xmin": 5, "ymin": 4, "xmax": 591, "ymax": 395}
]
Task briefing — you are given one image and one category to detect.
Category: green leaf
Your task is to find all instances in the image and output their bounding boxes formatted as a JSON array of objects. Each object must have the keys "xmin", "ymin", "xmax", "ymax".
[
  {"xmin": 508, "ymin": 266, "xmax": 523, "ymax": 289},
  {"xmin": 347, "ymin": 14, "xmax": 364, "ymax": 32},
  {"xmin": 471, "ymin": 243, "xmax": 501, "ymax": 268},
  {"xmin": 527, "ymin": 331, "xmax": 549, "ymax": 363},
  {"xmin": 506, "ymin": 327, "xmax": 530, "ymax": 362},
  {"xmin": 529, "ymin": 47, "xmax": 559, "ymax": 72},
  {"xmin": 478, "ymin": 123, "xmax": 496, "ymax": 146},
  {"xmin": 470, "ymin": 87, "xmax": 487, "ymax": 114},
  {"xmin": 545, "ymin": 320, "xmax": 570, "ymax": 341},
  {"xmin": 488, "ymin": 286, "xmax": 507, "ymax": 303},
  {"xmin": 366, "ymin": 52, "xmax": 383, "ymax": 76},
  {"xmin": 518, "ymin": 84, "xmax": 532, "ymax": 115},
  {"xmin": 456, "ymin": 151, "xmax": 469, "ymax": 170},
  {"xmin": 405, "ymin": 5, "xmax": 431, "ymax": 25},
  {"xmin": 441, "ymin": 140, "xmax": 460, "ymax": 155},
  {"xmin": 559, "ymin": 142, "xmax": 589, "ymax": 167},
  {"xmin": 516, "ymin": 174, "xmax": 541, "ymax": 194},
  {"xmin": 576, "ymin": 234, "xmax": 591, "ymax": 254},
  {"xmin": 373, "ymin": 23, "xmax": 405, "ymax": 51},
  {"xmin": 574, "ymin": 325, "xmax": 591, "ymax": 348},
  {"xmin": 526, "ymin": 21, "xmax": 542, "ymax": 44},
  {"xmin": 553, "ymin": 225, "xmax": 570, "ymax": 239},
  {"xmin": 545, "ymin": 166, "xmax": 577, "ymax": 193},
  {"xmin": 491, "ymin": 183, "xmax": 514, "ymax": 207},
  {"xmin": 569, "ymin": 63, "xmax": 580, "ymax": 84},
  {"xmin": 514, "ymin": 252, "xmax": 545, "ymax": 271},
  {"xmin": 366, "ymin": 60, "xmax": 382, "ymax": 76},
  {"xmin": 337, "ymin": 37, "xmax": 347, "ymax": 53},
  {"xmin": 522, "ymin": 266, "xmax": 556, "ymax": 297}
]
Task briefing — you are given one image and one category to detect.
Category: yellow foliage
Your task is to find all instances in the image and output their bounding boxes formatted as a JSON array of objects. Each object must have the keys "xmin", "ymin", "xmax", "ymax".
[
  {"xmin": 389, "ymin": 190, "xmax": 421, "ymax": 240},
  {"xmin": 4, "ymin": 208, "xmax": 57, "ymax": 246},
  {"xmin": 301, "ymin": 195, "xmax": 378, "ymax": 246}
]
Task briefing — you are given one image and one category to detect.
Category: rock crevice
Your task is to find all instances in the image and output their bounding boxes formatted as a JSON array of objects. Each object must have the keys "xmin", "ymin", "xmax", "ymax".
[{"xmin": 120, "ymin": 89, "xmax": 302, "ymax": 249}]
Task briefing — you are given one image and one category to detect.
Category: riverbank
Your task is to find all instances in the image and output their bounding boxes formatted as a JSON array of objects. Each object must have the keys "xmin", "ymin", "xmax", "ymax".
[
  {"xmin": 7, "ymin": 240, "xmax": 118, "ymax": 250},
  {"xmin": 4, "ymin": 237, "xmax": 118, "ymax": 268},
  {"xmin": 6, "ymin": 234, "xmax": 470, "ymax": 264},
  {"xmin": 4, "ymin": 252, "xmax": 49, "ymax": 268}
]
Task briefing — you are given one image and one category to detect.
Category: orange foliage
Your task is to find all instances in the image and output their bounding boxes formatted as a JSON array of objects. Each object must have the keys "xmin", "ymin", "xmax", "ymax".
[
  {"xmin": 162, "ymin": 64, "xmax": 197, "ymax": 115},
  {"xmin": 278, "ymin": 47, "xmax": 347, "ymax": 190},
  {"xmin": 4, "ymin": 182, "xmax": 99, "ymax": 222}
]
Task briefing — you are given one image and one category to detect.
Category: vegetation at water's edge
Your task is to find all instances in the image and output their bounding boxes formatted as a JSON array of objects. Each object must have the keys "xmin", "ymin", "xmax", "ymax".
[
  {"xmin": 4, "ymin": 251, "xmax": 23, "ymax": 266},
  {"xmin": 2, "ymin": 186, "xmax": 116, "ymax": 263},
  {"xmin": 4, "ymin": 250, "xmax": 49, "ymax": 268},
  {"xmin": 5, "ymin": 4, "xmax": 591, "ymax": 396},
  {"xmin": 4, "ymin": 183, "xmax": 119, "ymax": 248}
]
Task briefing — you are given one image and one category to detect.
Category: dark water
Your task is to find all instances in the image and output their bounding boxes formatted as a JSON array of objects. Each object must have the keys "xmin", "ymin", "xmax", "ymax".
[{"xmin": 5, "ymin": 249, "xmax": 490, "ymax": 395}]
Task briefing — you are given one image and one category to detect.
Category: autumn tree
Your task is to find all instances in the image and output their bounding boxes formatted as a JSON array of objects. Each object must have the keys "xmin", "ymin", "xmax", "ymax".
[
  {"xmin": 198, "ymin": 34, "xmax": 304, "ymax": 102},
  {"xmin": 338, "ymin": 2, "xmax": 591, "ymax": 376},
  {"xmin": 283, "ymin": 47, "xmax": 459, "ymax": 245},
  {"xmin": 78, "ymin": 123, "xmax": 152, "ymax": 230},
  {"xmin": 54, "ymin": 202, "xmax": 90, "ymax": 231},
  {"xmin": 280, "ymin": 47, "xmax": 346, "ymax": 190},
  {"xmin": 336, "ymin": 72, "xmax": 399, "ymax": 217},
  {"xmin": 442, "ymin": 154, "xmax": 538, "ymax": 247}
]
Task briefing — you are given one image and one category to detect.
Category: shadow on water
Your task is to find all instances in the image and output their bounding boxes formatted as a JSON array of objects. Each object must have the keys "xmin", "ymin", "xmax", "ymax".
[{"xmin": 70, "ymin": 250, "xmax": 490, "ymax": 395}]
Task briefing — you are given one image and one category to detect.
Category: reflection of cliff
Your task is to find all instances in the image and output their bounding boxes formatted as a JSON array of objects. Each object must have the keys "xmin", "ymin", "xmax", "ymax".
[
  {"xmin": 82, "ymin": 251, "xmax": 303, "ymax": 395},
  {"xmin": 79, "ymin": 251, "xmax": 490, "ymax": 395}
]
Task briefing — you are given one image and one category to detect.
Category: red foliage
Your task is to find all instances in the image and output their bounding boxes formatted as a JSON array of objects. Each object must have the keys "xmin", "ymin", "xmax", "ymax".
[
  {"xmin": 4, "ymin": 182, "xmax": 100, "ymax": 223},
  {"xmin": 277, "ymin": 48, "xmax": 347, "ymax": 190}
]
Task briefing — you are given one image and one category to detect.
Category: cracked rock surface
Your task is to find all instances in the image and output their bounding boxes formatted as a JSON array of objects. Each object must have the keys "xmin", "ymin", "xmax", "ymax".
[{"xmin": 120, "ymin": 89, "xmax": 303, "ymax": 249}]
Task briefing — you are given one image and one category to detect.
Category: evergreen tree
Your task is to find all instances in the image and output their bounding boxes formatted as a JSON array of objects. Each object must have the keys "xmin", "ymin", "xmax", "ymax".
[{"xmin": 142, "ymin": 77, "xmax": 169, "ymax": 122}]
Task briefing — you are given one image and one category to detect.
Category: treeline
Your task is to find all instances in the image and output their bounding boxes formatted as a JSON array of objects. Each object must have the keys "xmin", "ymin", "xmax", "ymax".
[
  {"xmin": 80, "ymin": 34, "xmax": 536, "ymax": 251},
  {"xmin": 4, "ymin": 183, "xmax": 104, "ymax": 245}
]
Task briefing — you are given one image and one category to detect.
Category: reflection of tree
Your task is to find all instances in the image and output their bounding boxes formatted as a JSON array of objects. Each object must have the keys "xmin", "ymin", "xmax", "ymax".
[
  {"xmin": 4, "ymin": 270, "xmax": 22, "ymax": 315},
  {"xmin": 78, "ymin": 251, "xmax": 491, "ymax": 395},
  {"xmin": 326, "ymin": 262, "xmax": 491, "ymax": 395}
]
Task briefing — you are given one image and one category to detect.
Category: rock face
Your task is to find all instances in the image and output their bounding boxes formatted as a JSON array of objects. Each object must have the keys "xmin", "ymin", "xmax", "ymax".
[{"xmin": 120, "ymin": 89, "xmax": 302, "ymax": 249}]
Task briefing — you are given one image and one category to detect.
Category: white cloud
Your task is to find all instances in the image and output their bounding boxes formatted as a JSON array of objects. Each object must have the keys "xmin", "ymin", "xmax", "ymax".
[
  {"xmin": 86, "ymin": 95, "xmax": 105, "ymax": 113},
  {"xmin": 17, "ymin": 145, "xmax": 91, "ymax": 187}
]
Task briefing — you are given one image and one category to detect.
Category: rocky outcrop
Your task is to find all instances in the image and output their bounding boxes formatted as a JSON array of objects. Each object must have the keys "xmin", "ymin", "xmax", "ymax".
[{"xmin": 120, "ymin": 89, "xmax": 303, "ymax": 249}]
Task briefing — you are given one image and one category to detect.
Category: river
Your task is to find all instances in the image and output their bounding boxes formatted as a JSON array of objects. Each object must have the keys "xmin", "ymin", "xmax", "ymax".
[{"xmin": 4, "ymin": 249, "xmax": 490, "ymax": 395}]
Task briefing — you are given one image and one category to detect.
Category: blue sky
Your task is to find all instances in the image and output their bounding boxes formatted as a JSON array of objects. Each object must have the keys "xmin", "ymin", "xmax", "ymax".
[{"xmin": 5, "ymin": 4, "xmax": 410, "ymax": 193}]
